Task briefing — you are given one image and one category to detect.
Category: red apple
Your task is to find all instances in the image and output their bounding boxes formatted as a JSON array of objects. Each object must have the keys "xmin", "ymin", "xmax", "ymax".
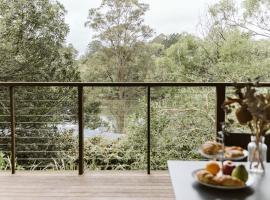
[{"xmin": 222, "ymin": 160, "xmax": 236, "ymax": 175}]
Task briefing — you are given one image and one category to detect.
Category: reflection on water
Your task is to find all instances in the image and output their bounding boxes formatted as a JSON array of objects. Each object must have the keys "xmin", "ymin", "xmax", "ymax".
[{"xmin": 57, "ymin": 123, "xmax": 123, "ymax": 140}]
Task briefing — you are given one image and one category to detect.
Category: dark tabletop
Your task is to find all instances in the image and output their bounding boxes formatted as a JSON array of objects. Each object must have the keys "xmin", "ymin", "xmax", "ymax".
[{"xmin": 168, "ymin": 161, "xmax": 269, "ymax": 200}]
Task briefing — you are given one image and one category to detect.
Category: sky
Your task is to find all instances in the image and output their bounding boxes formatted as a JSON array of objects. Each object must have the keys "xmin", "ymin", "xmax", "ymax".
[{"xmin": 58, "ymin": 0, "xmax": 219, "ymax": 56}]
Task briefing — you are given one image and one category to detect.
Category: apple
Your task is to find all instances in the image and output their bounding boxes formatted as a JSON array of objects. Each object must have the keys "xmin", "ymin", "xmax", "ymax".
[{"xmin": 222, "ymin": 160, "xmax": 236, "ymax": 175}]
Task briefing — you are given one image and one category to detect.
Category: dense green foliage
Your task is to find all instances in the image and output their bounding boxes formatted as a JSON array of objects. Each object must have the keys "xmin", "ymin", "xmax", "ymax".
[
  {"xmin": 0, "ymin": 0, "xmax": 99, "ymax": 170},
  {"xmin": 0, "ymin": 0, "xmax": 78, "ymax": 81}
]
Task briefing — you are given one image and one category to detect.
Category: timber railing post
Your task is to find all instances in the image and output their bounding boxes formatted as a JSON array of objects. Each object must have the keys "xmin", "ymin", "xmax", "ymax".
[
  {"xmin": 78, "ymin": 86, "xmax": 84, "ymax": 175},
  {"xmin": 147, "ymin": 86, "xmax": 151, "ymax": 174},
  {"xmin": 216, "ymin": 85, "xmax": 226, "ymax": 136},
  {"xmin": 9, "ymin": 86, "xmax": 16, "ymax": 174}
]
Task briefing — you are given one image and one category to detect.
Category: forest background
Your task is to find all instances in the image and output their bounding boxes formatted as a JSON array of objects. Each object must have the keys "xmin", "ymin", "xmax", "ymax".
[{"xmin": 0, "ymin": 0, "xmax": 269, "ymax": 170}]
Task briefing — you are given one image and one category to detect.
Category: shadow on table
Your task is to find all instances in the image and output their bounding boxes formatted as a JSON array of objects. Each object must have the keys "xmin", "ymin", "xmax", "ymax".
[{"xmin": 192, "ymin": 182, "xmax": 254, "ymax": 200}]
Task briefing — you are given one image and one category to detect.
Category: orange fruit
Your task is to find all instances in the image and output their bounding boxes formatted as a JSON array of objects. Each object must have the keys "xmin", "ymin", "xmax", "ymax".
[{"xmin": 205, "ymin": 161, "xmax": 220, "ymax": 175}]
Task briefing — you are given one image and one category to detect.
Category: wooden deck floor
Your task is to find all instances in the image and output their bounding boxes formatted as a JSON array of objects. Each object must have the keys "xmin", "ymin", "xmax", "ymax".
[{"xmin": 0, "ymin": 171, "xmax": 175, "ymax": 200}]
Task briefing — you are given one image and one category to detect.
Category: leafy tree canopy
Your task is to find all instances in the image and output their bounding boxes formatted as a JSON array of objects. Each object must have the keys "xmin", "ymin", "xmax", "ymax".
[
  {"xmin": 208, "ymin": 0, "xmax": 270, "ymax": 38},
  {"xmin": 0, "ymin": 0, "xmax": 79, "ymax": 81}
]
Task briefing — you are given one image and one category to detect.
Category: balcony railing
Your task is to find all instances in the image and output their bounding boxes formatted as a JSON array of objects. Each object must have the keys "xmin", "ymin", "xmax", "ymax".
[{"xmin": 1, "ymin": 82, "xmax": 270, "ymax": 175}]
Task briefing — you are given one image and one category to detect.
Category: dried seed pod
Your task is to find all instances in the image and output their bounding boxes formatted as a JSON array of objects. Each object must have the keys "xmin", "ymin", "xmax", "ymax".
[
  {"xmin": 235, "ymin": 106, "xmax": 252, "ymax": 125},
  {"xmin": 265, "ymin": 105, "xmax": 270, "ymax": 121}
]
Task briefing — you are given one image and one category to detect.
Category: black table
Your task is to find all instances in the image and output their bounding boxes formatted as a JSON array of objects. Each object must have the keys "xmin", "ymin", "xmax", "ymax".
[{"xmin": 168, "ymin": 161, "xmax": 269, "ymax": 200}]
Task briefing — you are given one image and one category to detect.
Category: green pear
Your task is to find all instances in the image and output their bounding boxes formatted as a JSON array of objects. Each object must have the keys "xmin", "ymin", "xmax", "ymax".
[{"xmin": 231, "ymin": 165, "xmax": 249, "ymax": 183}]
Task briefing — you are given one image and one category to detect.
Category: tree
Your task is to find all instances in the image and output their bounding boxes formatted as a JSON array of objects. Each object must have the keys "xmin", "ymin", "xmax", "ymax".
[
  {"xmin": 0, "ymin": 0, "xmax": 79, "ymax": 81},
  {"xmin": 208, "ymin": 0, "xmax": 270, "ymax": 38},
  {"xmin": 198, "ymin": 0, "xmax": 270, "ymax": 82},
  {"xmin": 83, "ymin": 0, "xmax": 153, "ymax": 133},
  {"xmin": 148, "ymin": 33, "xmax": 211, "ymax": 82},
  {"xmin": 207, "ymin": 29, "xmax": 270, "ymax": 82},
  {"xmin": 151, "ymin": 33, "xmax": 182, "ymax": 49},
  {"xmin": 0, "ymin": 0, "xmax": 84, "ymax": 169}
]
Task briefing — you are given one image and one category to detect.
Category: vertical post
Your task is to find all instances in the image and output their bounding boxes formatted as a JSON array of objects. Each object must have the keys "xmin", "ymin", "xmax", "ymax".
[
  {"xmin": 147, "ymin": 86, "xmax": 151, "ymax": 174},
  {"xmin": 216, "ymin": 85, "xmax": 226, "ymax": 137},
  {"xmin": 9, "ymin": 86, "xmax": 15, "ymax": 174},
  {"xmin": 78, "ymin": 86, "xmax": 84, "ymax": 175}
]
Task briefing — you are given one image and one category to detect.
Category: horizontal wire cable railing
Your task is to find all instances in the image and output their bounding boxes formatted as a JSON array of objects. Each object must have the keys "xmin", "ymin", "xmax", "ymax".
[{"xmin": 0, "ymin": 82, "xmax": 269, "ymax": 175}]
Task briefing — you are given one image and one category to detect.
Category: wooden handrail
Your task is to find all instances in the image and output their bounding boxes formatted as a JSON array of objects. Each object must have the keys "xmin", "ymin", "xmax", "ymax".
[{"xmin": 0, "ymin": 82, "xmax": 270, "ymax": 87}]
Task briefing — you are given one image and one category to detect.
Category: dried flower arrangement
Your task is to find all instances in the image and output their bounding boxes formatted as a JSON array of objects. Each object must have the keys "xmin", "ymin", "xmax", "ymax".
[{"xmin": 223, "ymin": 81, "xmax": 270, "ymax": 171}]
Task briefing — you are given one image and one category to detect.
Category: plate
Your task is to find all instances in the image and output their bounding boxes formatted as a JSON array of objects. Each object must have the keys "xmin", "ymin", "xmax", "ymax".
[
  {"xmin": 198, "ymin": 149, "xmax": 248, "ymax": 161},
  {"xmin": 192, "ymin": 169, "xmax": 254, "ymax": 190}
]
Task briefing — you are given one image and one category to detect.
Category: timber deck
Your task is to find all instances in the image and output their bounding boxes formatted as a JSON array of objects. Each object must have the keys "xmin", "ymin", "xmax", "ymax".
[{"xmin": 0, "ymin": 171, "xmax": 174, "ymax": 200}]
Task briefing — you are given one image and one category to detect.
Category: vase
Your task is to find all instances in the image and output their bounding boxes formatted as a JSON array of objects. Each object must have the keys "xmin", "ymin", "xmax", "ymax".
[{"xmin": 247, "ymin": 136, "xmax": 267, "ymax": 173}]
